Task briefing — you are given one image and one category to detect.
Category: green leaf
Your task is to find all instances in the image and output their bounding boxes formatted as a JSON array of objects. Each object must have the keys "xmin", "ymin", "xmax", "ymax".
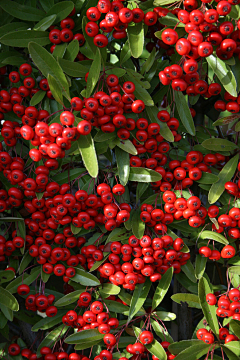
[
  {"xmin": 174, "ymin": 91, "xmax": 195, "ymax": 136},
  {"xmin": 132, "ymin": 209, "xmax": 145, "ymax": 239},
  {"xmin": 99, "ymin": 283, "xmax": 120, "ymax": 295},
  {"xmin": 146, "ymin": 106, "xmax": 174, "ymax": 142},
  {"xmin": 208, "ymin": 154, "xmax": 238, "ymax": 204},
  {"xmin": 128, "ymin": 278, "xmax": 151, "ymax": 322},
  {"xmin": 159, "ymin": 13, "xmax": 185, "ymax": 27},
  {"xmin": 151, "ymin": 319, "xmax": 173, "ymax": 343},
  {"xmin": 6, "ymin": 266, "xmax": 41, "ymax": 294},
  {"xmin": 202, "ymin": 138, "xmax": 238, "ymax": 152},
  {"xmin": 105, "ymin": 67, "xmax": 126, "ymax": 77},
  {"xmin": 55, "ymin": 289, "xmax": 85, "ymax": 307},
  {"xmin": 197, "ymin": 172, "xmax": 219, "ymax": 184},
  {"xmin": 171, "ymin": 293, "xmax": 201, "ymax": 309},
  {"xmin": 117, "ymin": 139, "xmax": 137, "ymax": 155},
  {"xmin": 136, "ymin": 183, "xmax": 148, "ymax": 203},
  {"xmin": 229, "ymin": 266, "xmax": 240, "ymax": 275},
  {"xmin": 0, "ymin": 30, "xmax": 51, "ymax": 47},
  {"xmin": 173, "ymin": 343, "xmax": 213, "ymax": 360},
  {"xmin": 37, "ymin": 324, "xmax": 68, "ymax": 357},
  {"xmin": 120, "ymin": 40, "xmax": 131, "ymax": 65},
  {"xmin": 115, "ymin": 147, "xmax": 130, "ymax": 186},
  {"xmin": 169, "ymin": 340, "xmax": 203, "ymax": 355},
  {"xmin": 154, "ymin": 0, "xmax": 179, "ymax": 5},
  {"xmin": 65, "ymin": 328, "xmax": 104, "ymax": 344},
  {"xmin": 224, "ymin": 342, "xmax": 240, "ymax": 358},
  {"xmin": 230, "ymin": 320, "xmax": 240, "ymax": 339},
  {"xmin": 52, "ymin": 43, "xmax": 67, "ymax": 59},
  {"xmin": 154, "ymin": 311, "xmax": 176, "ymax": 321},
  {"xmin": 46, "ymin": 1, "xmax": 74, "ymax": 24},
  {"xmin": 152, "ymin": 267, "xmax": 173, "ymax": 310},
  {"xmin": 30, "ymin": 90, "xmax": 45, "ymax": 106},
  {"xmin": 105, "ymin": 299, "xmax": 131, "ymax": 314},
  {"xmin": 0, "ymin": 22, "xmax": 29, "ymax": 38},
  {"xmin": 141, "ymin": 48, "xmax": 156, "ymax": 74},
  {"xmin": 207, "ymin": 54, "xmax": 237, "ymax": 97},
  {"xmin": 181, "ymin": 260, "xmax": 197, "ymax": 283},
  {"xmin": 0, "ymin": 304, "xmax": 13, "ymax": 321},
  {"xmin": 195, "ymin": 255, "xmax": 207, "ymax": 280},
  {"xmin": 29, "ymin": 42, "xmax": 70, "ymax": 100},
  {"xmin": 0, "ymin": 270, "xmax": 15, "ymax": 284},
  {"xmin": 129, "ymin": 167, "xmax": 162, "ymax": 183},
  {"xmin": 33, "ymin": 14, "xmax": 57, "ymax": 31},
  {"xmin": 94, "ymin": 130, "xmax": 117, "ymax": 142},
  {"xmin": 32, "ymin": 310, "xmax": 66, "ymax": 332},
  {"xmin": 18, "ymin": 251, "xmax": 32, "ymax": 274},
  {"xmin": 48, "ymin": 74, "xmax": 64, "ymax": 105},
  {"xmin": 64, "ymin": 39, "xmax": 79, "ymax": 61},
  {"xmin": 124, "ymin": 75, "xmax": 154, "ymax": 106},
  {"xmin": 0, "ymin": 0, "xmax": 45, "ymax": 21},
  {"xmin": 199, "ymin": 230, "xmax": 228, "ymax": 245},
  {"xmin": 127, "ymin": 22, "xmax": 144, "ymax": 58},
  {"xmin": 0, "ymin": 287, "xmax": 18, "ymax": 311},
  {"xmin": 77, "ymin": 135, "xmax": 98, "ymax": 178},
  {"xmin": 71, "ymin": 268, "xmax": 100, "ymax": 286},
  {"xmin": 198, "ymin": 277, "xmax": 219, "ymax": 335},
  {"xmin": 134, "ymin": 326, "xmax": 167, "ymax": 360},
  {"xmin": 213, "ymin": 113, "xmax": 240, "ymax": 127},
  {"xmin": 41, "ymin": 267, "xmax": 50, "ymax": 283},
  {"xmin": 51, "ymin": 168, "xmax": 86, "ymax": 185},
  {"xmin": 86, "ymin": 48, "xmax": 101, "ymax": 98}
]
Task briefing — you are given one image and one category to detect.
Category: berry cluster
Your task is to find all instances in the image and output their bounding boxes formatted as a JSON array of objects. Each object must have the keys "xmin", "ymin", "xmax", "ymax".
[{"xmin": 207, "ymin": 288, "xmax": 240, "ymax": 320}]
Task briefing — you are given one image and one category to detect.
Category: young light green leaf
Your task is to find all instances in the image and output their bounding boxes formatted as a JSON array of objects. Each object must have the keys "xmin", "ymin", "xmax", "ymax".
[
  {"xmin": 77, "ymin": 135, "xmax": 98, "ymax": 178},
  {"xmin": 154, "ymin": 311, "xmax": 176, "ymax": 321},
  {"xmin": 207, "ymin": 54, "xmax": 237, "ymax": 97},
  {"xmin": 0, "ymin": 31, "xmax": 51, "ymax": 47},
  {"xmin": 199, "ymin": 230, "xmax": 228, "ymax": 245},
  {"xmin": 115, "ymin": 147, "xmax": 130, "ymax": 186},
  {"xmin": 129, "ymin": 167, "xmax": 162, "ymax": 183},
  {"xmin": 174, "ymin": 90, "xmax": 195, "ymax": 136},
  {"xmin": 152, "ymin": 267, "xmax": 173, "ymax": 310},
  {"xmin": 208, "ymin": 154, "xmax": 238, "ymax": 204},
  {"xmin": 86, "ymin": 48, "xmax": 101, "ymax": 98},
  {"xmin": 229, "ymin": 266, "xmax": 240, "ymax": 275},
  {"xmin": 198, "ymin": 277, "xmax": 219, "ymax": 335},
  {"xmin": 33, "ymin": 14, "xmax": 57, "ymax": 31},
  {"xmin": 127, "ymin": 22, "xmax": 144, "ymax": 58},
  {"xmin": 202, "ymin": 138, "xmax": 238, "ymax": 152},
  {"xmin": 29, "ymin": 42, "xmax": 70, "ymax": 100},
  {"xmin": 171, "ymin": 293, "xmax": 201, "ymax": 309},
  {"xmin": 128, "ymin": 278, "xmax": 151, "ymax": 322},
  {"xmin": 99, "ymin": 283, "xmax": 120, "ymax": 295}
]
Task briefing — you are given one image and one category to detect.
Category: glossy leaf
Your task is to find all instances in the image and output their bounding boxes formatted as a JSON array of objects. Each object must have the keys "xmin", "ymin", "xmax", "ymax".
[
  {"xmin": 169, "ymin": 340, "xmax": 203, "ymax": 355},
  {"xmin": 224, "ymin": 342, "xmax": 240, "ymax": 357},
  {"xmin": 64, "ymin": 39, "xmax": 79, "ymax": 61},
  {"xmin": 46, "ymin": 1, "xmax": 74, "ymax": 24},
  {"xmin": 208, "ymin": 154, "xmax": 238, "ymax": 204},
  {"xmin": 132, "ymin": 209, "xmax": 145, "ymax": 239},
  {"xmin": 77, "ymin": 135, "xmax": 98, "ymax": 178},
  {"xmin": 128, "ymin": 278, "xmax": 151, "ymax": 322},
  {"xmin": 181, "ymin": 260, "xmax": 197, "ymax": 283},
  {"xmin": 86, "ymin": 48, "xmax": 101, "ymax": 98},
  {"xmin": 32, "ymin": 310, "xmax": 66, "ymax": 331},
  {"xmin": 151, "ymin": 319, "xmax": 174, "ymax": 343},
  {"xmin": 55, "ymin": 289, "xmax": 85, "ymax": 307},
  {"xmin": 171, "ymin": 293, "xmax": 201, "ymax": 309},
  {"xmin": 115, "ymin": 147, "xmax": 130, "ymax": 186},
  {"xmin": 152, "ymin": 267, "xmax": 173, "ymax": 310},
  {"xmin": 127, "ymin": 22, "xmax": 144, "ymax": 58},
  {"xmin": 0, "ymin": 287, "xmax": 19, "ymax": 311},
  {"xmin": 197, "ymin": 172, "xmax": 219, "ymax": 184},
  {"xmin": 117, "ymin": 139, "xmax": 137, "ymax": 155},
  {"xmin": 71, "ymin": 268, "xmax": 100, "ymax": 286},
  {"xmin": 174, "ymin": 90, "xmax": 195, "ymax": 136},
  {"xmin": 134, "ymin": 326, "xmax": 167, "ymax": 360},
  {"xmin": 29, "ymin": 42, "xmax": 70, "ymax": 100},
  {"xmin": 129, "ymin": 167, "xmax": 162, "ymax": 183},
  {"xmin": 202, "ymin": 138, "xmax": 238, "ymax": 152},
  {"xmin": 0, "ymin": 0, "xmax": 45, "ymax": 21},
  {"xmin": 65, "ymin": 328, "xmax": 104, "ymax": 344},
  {"xmin": 30, "ymin": 90, "xmax": 45, "ymax": 106},
  {"xmin": 198, "ymin": 277, "xmax": 219, "ymax": 335},
  {"xmin": 33, "ymin": 14, "xmax": 57, "ymax": 31},
  {"xmin": 99, "ymin": 283, "xmax": 121, "ymax": 295},
  {"xmin": 58, "ymin": 57, "xmax": 89, "ymax": 77},
  {"xmin": 146, "ymin": 105, "xmax": 174, "ymax": 142},
  {"xmin": 0, "ymin": 31, "xmax": 51, "ymax": 47},
  {"xmin": 207, "ymin": 54, "xmax": 237, "ymax": 97},
  {"xmin": 51, "ymin": 168, "xmax": 86, "ymax": 185},
  {"xmin": 199, "ymin": 230, "xmax": 228, "ymax": 245},
  {"xmin": 48, "ymin": 74, "xmax": 64, "ymax": 105},
  {"xmin": 154, "ymin": 311, "xmax": 176, "ymax": 321},
  {"xmin": 173, "ymin": 343, "xmax": 214, "ymax": 360},
  {"xmin": 230, "ymin": 320, "xmax": 240, "ymax": 339},
  {"xmin": 0, "ymin": 270, "xmax": 15, "ymax": 284},
  {"xmin": 37, "ymin": 324, "xmax": 68, "ymax": 357},
  {"xmin": 195, "ymin": 255, "xmax": 207, "ymax": 280}
]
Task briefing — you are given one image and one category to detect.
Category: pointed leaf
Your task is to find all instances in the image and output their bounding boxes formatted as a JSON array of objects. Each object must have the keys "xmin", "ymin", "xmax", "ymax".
[
  {"xmin": 152, "ymin": 267, "xmax": 173, "ymax": 310},
  {"xmin": 117, "ymin": 139, "xmax": 137, "ymax": 155},
  {"xmin": 174, "ymin": 90, "xmax": 195, "ymax": 136},
  {"xmin": 77, "ymin": 135, "xmax": 98, "ymax": 178},
  {"xmin": 146, "ymin": 105, "xmax": 174, "ymax": 142},
  {"xmin": 54, "ymin": 289, "xmax": 85, "ymax": 307},
  {"xmin": 32, "ymin": 310, "xmax": 66, "ymax": 331},
  {"xmin": 29, "ymin": 42, "xmax": 70, "ymax": 100},
  {"xmin": 202, "ymin": 138, "xmax": 238, "ymax": 152},
  {"xmin": 71, "ymin": 268, "xmax": 100, "ymax": 286},
  {"xmin": 37, "ymin": 324, "xmax": 68, "ymax": 357},
  {"xmin": 58, "ymin": 57, "xmax": 89, "ymax": 77},
  {"xmin": 134, "ymin": 326, "xmax": 167, "ymax": 360},
  {"xmin": 128, "ymin": 278, "xmax": 151, "ymax": 322},
  {"xmin": 64, "ymin": 39, "xmax": 79, "ymax": 61},
  {"xmin": 171, "ymin": 293, "xmax": 201, "ymax": 309},
  {"xmin": 207, "ymin": 54, "xmax": 237, "ymax": 97},
  {"xmin": 195, "ymin": 255, "xmax": 207, "ymax": 280},
  {"xmin": 198, "ymin": 277, "xmax": 219, "ymax": 335},
  {"xmin": 132, "ymin": 209, "xmax": 145, "ymax": 239},
  {"xmin": 129, "ymin": 167, "xmax": 162, "ymax": 182},
  {"xmin": 65, "ymin": 328, "xmax": 104, "ymax": 344},
  {"xmin": 197, "ymin": 172, "xmax": 219, "ymax": 184},
  {"xmin": 86, "ymin": 48, "xmax": 101, "ymax": 98},
  {"xmin": 18, "ymin": 251, "xmax": 32, "ymax": 274},
  {"xmin": 0, "ymin": 0, "xmax": 45, "ymax": 21},
  {"xmin": 0, "ymin": 30, "xmax": 51, "ymax": 47},
  {"xmin": 224, "ymin": 342, "xmax": 240, "ymax": 357},
  {"xmin": 199, "ymin": 230, "xmax": 228, "ymax": 245},
  {"xmin": 208, "ymin": 154, "xmax": 238, "ymax": 204},
  {"xmin": 48, "ymin": 74, "xmax": 63, "ymax": 105},
  {"xmin": 169, "ymin": 340, "xmax": 203, "ymax": 355},
  {"xmin": 99, "ymin": 283, "xmax": 120, "ymax": 295},
  {"xmin": 172, "ymin": 343, "xmax": 212, "ymax": 360},
  {"xmin": 33, "ymin": 14, "xmax": 57, "ymax": 31},
  {"xmin": 127, "ymin": 22, "xmax": 144, "ymax": 58},
  {"xmin": 181, "ymin": 260, "xmax": 197, "ymax": 283},
  {"xmin": 30, "ymin": 90, "xmax": 45, "ymax": 106},
  {"xmin": 46, "ymin": 1, "xmax": 74, "ymax": 24},
  {"xmin": 0, "ymin": 287, "xmax": 18, "ymax": 311},
  {"xmin": 115, "ymin": 147, "xmax": 130, "ymax": 186},
  {"xmin": 151, "ymin": 319, "xmax": 173, "ymax": 343}
]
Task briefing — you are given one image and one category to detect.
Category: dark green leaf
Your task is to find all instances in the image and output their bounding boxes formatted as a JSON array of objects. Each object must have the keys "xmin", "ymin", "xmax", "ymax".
[
  {"xmin": 65, "ymin": 328, "xmax": 104, "ymax": 344},
  {"xmin": 46, "ymin": 1, "xmax": 74, "ymax": 24},
  {"xmin": 0, "ymin": 0, "xmax": 45, "ymax": 21},
  {"xmin": 29, "ymin": 42, "xmax": 70, "ymax": 100},
  {"xmin": 128, "ymin": 278, "xmax": 151, "ymax": 322},
  {"xmin": 0, "ymin": 22, "xmax": 29, "ymax": 38},
  {"xmin": 120, "ymin": 40, "xmax": 131, "ymax": 65},
  {"xmin": 127, "ymin": 22, "xmax": 144, "ymax": 58},
  {"xmin": 37, "ymin": 324, "xmax": 68, "ymax": 357},
  {"xmin": 30, "ymin": 90, "xmax": 45, "ymax": 106},
  {"xmin": 152, "ymin": 267, "xmax": 173, "ymax": 310},
  {"xmin": 0, "ymin": 31, "xmax": 51, "ymax": 47},
  {"xmin": 53, "ymin": 43, "xmax": 68, "ymax": 59},
  {"xmin": 169, "ymin": 340, "xmax": 203, "ymax": 355},
  {"xmin": 32, "ymin": 310, "xmax": 66, "ymax": 331},
  {"xmin": 151, "ymin": 319, "xmax": 173, "ymax": 343},
  {"xmin": 55, "ymin": 289, "xmax": 85, "ymax": 307},
  {"xmin": 6, "ymin": 266, "xmax": 41, "ymax": 294},
  {"xmin": 51, "ymin": 168, "xmax": 86, "ymax": 185},
  {"xmin": 136, "ymin": 183, "xmax": 148, "ymax": 203},
  {"xmin": 198, "ymin": 277, "xmax": 219, "ymax": 335},
  {"xmin": 146, "ymin": 106, "xmax": 174, "ymax": 142},
  {"xmin": 129, "ymin": 167, "xmax": 162, "ymax": 182},
  {"xmin": 208, "ymin": 154, "xmax": 238, "ymax": 204},
  {"xmin": 71, "ymin": 268, "xmax": 100, "ymax": 286},
  {"xmin": 86, "ymin": 48, "xmax": 101, "ymax": 98},
  {"xmin": 77, "ymin": 135, "xmax": 98, "ymax": 178},
  {"xmin": 134, "ymin": 326, "xmax": 167, "ymax": 360},
  {"xmin": 48, "ymin": 74, "xmax": 64, "ymax": 105},
  {"xmin": 159, "ymin": 13, "xmax": 185, "ymax": 27},
  {"xmin": 207, "ymin": 54, "xmax": 237, "ymax": 97},
  {"xmin": 202, "ymin": 138, "xmax": 238, "ymax": 152},
  {"xmin": 18, "ymin": 251, "xmax": 32, "ymax": 274},
  {"xmin": 181, "ymin": 260, "xmax": 197, "ymax": 283},
  {"xmin": 0, "ymin": 270, "xmax": 15, "ymax": 284},
  {"xmin": 171, "ymin": 293, "xmax": 201, "ymax": 309},
  {"xmin": 0, "ymin": 287, "xmax": 18, "ymax": 311},
  {"xmin": 33, "ymin": 14, "xmax": 57, "ymax": 31},
  {"xmin": 64, "ymin": 39, "xmax": 79, "ymax": 61},
  {"xmin": 132, "ymin": 209, "xmax": 145, "ymax": 239},
  {"xmin": 94, "ymin": 130, "xmax": 117, "ymax": 142},
  {"xmin": 174, "ymin": 90, "xmax": 195, "ymax": 136},
  {"xmin": 174, "ymin": 343, "xmax": 213, "ymax": 360},
  {"xmin": 195, "ymin": 255, "xmax": 207, "ymax": 280},
  {"xmin": 141, "ymin": 48, "xmax": 156, "ymax": 74},
  {"xmin": 115, "ymin": 147, "xmax": 130, "ymax": 186},
  {"xmin": 230, "ymin": 320, "xmax": 240, "ymax": 339},
  {"xmin": 105, "ymin": 299, "xmax": 131, "ymax": 314}
]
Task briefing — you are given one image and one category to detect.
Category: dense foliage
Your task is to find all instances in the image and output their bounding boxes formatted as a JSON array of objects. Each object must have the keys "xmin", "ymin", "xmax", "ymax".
[{"xmin": 0, "ymin": 0, "xmax": 240, "ymax": 359}]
